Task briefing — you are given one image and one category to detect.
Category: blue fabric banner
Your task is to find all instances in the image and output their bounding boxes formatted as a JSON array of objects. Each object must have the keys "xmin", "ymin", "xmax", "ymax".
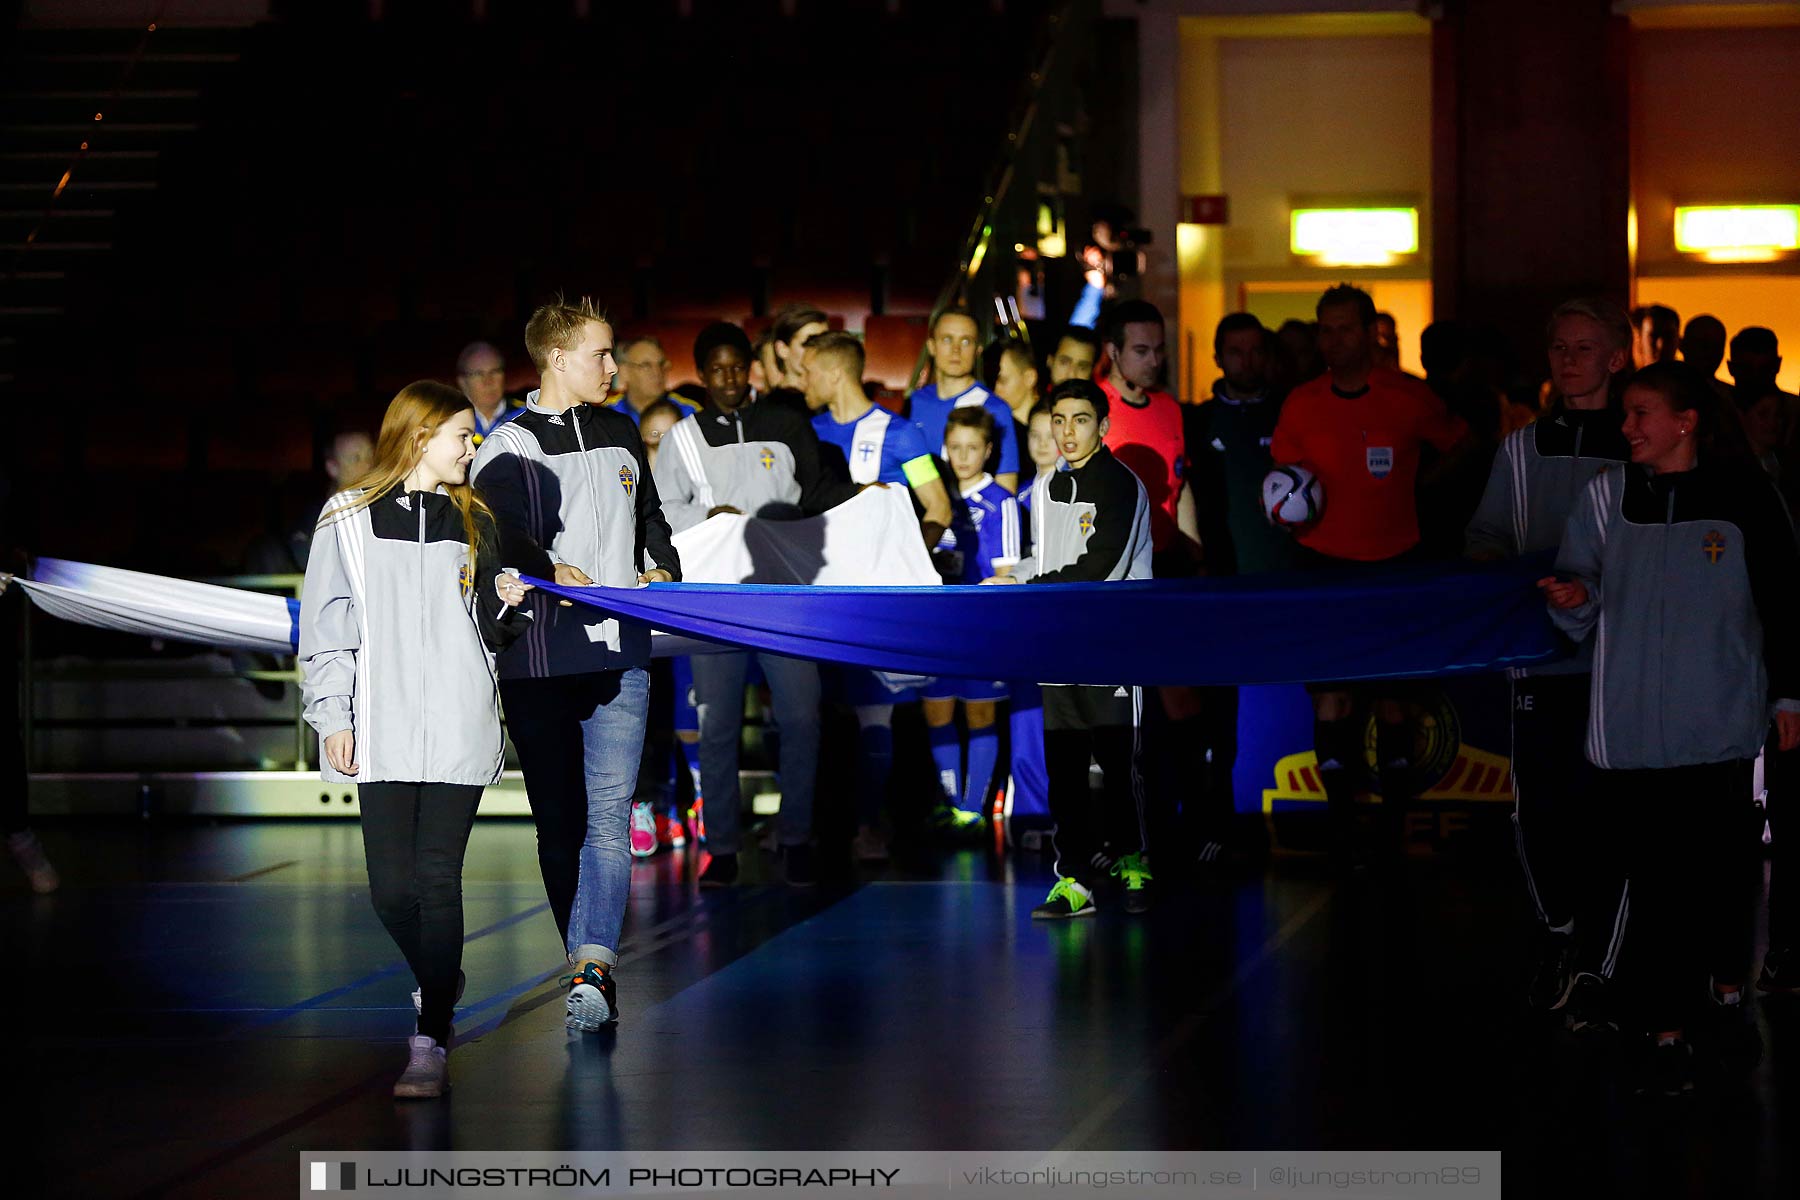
[{"xmin": 524, "ymin": 552, "xmax": 1566, "ymax": 687}]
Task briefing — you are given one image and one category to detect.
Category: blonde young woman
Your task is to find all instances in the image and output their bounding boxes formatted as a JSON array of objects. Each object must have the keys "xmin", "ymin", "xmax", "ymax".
[{"xmin": 300, "ymin": 381, "xmax": 530, "ymax": 1099}]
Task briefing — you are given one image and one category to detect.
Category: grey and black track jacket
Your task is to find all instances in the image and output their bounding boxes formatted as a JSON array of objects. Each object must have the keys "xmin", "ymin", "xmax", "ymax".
[
  {"xmin": 651, "ymin": 400, "xmax": 858, "ymax": 533},
  {"xmin": 300, "ymin": 489, "xmax": 523, "ymax": 786},
  {"xmin": 1551, "ymin": 459, "xmax": 1800, "ymax": 769},
  {"xmin": 1465, "ymin": 407, "xmax": 1630, "ymax": 675},
  {"xmin": 1015, "ymin": 445, "xmax": 1154, "ymax": 583},
  {"xmin": 470, "ymin": 392, "xmax": 681, "ymax": 680}
]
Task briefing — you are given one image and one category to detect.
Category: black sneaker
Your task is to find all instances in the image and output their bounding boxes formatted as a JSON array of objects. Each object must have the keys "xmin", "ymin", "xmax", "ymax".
[
  {"xmin": 782, "ymin": 843, "xmax": 817, "ymax": 888},
  {"xmin": 563, "ymin": 960, "xmax": 618, "ymax": 1032},
  {"xmin": 1030, "ymin": 876, "xmax": 1097, "ymax": 919},
  {"xmin": 1526, "ymin": 929, "xmax": 1579, "ymax": 1011},
  {"xmin": 1564, "ymin": 972, "xmax": 1619, "ymax": 1035},
  {"xmin": 1195, "ymin": 839, "xmax": 1230, "ymax": 870},
  {"xmin": 1758, "ymin": 946, "xmax": 1800, "ymax": 995},
  {"xmin": 1635, "ymin": 1037, "xmax": 1696, "ymax": 1097},
  {"xmin": 1111, "ymin": 853, "xmax": 1152, "ymax": 914},
  {"xmin": 698, "ymin": 852, "xmax": 738, "ymax": 888}
]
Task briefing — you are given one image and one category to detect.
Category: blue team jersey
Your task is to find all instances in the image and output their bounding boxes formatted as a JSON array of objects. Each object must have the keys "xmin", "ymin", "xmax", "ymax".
[
  {"xmin": 472, "ymin": 401, "xmax": 524, "ymax": 447},
  {"xmin": 599, "ymin": 392, "xmax": 699, "ymax": 427},
  {"xmin": 907, "ymin": 382, "xmax": 1021, "ymax": 477},
  {"xmin": 935, "ymin": 474, "xmax": 1025, "ymax": 583},
  {"xmin": 812, "ymin": 405, "xmax": 939, "ymax": 486}
]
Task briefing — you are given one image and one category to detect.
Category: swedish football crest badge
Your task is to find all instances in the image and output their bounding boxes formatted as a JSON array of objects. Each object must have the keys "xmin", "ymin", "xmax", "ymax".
[
  {"xmin": 1702, "ymin": 530, "xmax": 1726, "ymax": 564},
  {"xmin": 619, "ymin": 464, "xmax": 635, "ymax": 497}
]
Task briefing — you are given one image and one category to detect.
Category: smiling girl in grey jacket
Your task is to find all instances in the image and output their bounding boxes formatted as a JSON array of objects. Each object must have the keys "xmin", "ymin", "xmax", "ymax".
[
  {"xmin": 301, "ymin": 381, "xmax": 530, "ymax": 1100},
  {"xmin": 1544, "ymin": 361, "xmax": 1800, "ymax": 1095}
]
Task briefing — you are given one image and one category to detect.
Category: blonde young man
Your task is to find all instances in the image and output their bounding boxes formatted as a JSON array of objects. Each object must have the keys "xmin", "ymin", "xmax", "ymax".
[{"xmin": 469, "ymin": 296, "xmax": 681, "ymax": 1034}]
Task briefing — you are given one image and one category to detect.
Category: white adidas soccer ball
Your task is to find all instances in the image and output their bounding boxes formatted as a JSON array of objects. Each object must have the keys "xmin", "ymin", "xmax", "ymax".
[{"xmin": 1261, "ymin": 464, "xmax": 1325, "ymax": 531}]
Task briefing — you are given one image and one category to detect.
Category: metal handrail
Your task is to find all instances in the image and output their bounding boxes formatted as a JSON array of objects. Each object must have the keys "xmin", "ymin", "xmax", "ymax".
[
  {"xmin": 908, "ymin": 0, "xmax": 1098, "ymax": 392},
  {"xmin": 20, "ymin": 569, "xmax": 315, "ymax": 774}
]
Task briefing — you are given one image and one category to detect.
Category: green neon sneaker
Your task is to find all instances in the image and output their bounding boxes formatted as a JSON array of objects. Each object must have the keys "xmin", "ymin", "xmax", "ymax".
[
  {"xmin": 929, "ymin": 804, "xmax": 986, "ymax": 834},
  {"xmin": 1112, "ymin": 852, "xmax": 1153, "ymax": 914},
  {"xmin": 1031, "ymin": 876, "xmax": 1097, "ymax": 920}
]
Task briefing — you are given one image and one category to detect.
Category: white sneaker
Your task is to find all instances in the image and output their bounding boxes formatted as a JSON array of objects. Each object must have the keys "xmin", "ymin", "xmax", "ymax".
[
  {"xmin": 8, "ymin": 831, "xmax": 59, "ymax": 894},
  {"xmin": 392, "ymin": 1034, "xmax": 449, "ymax": 1099},
  {"xmin": 629, "ymin": 801, "xmax": 657, "ymax": 858},
  {"xmin": 852, "ymin": 825, "xmax": 890, "ymax": 864},
  {"xmin": 412, "ymin": 968, "xmax": 467, "ymax": 1019}
]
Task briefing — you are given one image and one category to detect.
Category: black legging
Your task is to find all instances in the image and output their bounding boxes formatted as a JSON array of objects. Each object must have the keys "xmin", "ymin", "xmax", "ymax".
[
  {"xmin": 1607, "ymin": 759, "xmax": 1760, "ymax": 1034},
  {"xmin": 1043, "ymin": 684, "xmax": 1146, "ymax": 882},
  {"xmin": 359, "ymin": 782, "xmax": 483, "ymax": 1045}
]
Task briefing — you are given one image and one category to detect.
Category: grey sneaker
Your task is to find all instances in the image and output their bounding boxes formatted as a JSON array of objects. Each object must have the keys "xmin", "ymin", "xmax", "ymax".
[{"xmin": 392, "ymin": 1034, "xmax": 449, "ymax": 1099}]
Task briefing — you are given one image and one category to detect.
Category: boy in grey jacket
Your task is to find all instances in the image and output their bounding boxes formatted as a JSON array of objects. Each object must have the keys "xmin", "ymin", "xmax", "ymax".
[
  {"xmin": 1464, "ymin": 297, "xmax": 1631, "ymax": 1022},
  {"xmin": 649, "ymin": 322, "xmax": 856, "ymax": 887},
  {"xmin": 469, "ymin": 297, "xmax": 680, "ymax": 1034},
  {"xmin": 989, "ymin": 380, "xmax": 1155, "ymax": 918}
]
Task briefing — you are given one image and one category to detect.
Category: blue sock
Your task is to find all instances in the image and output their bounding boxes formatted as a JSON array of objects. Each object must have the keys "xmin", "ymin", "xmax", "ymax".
[
  {"xmin": 678, "ymin": 738, "xmax": 703, "ymax": 801},
  {"xmin": 928, "ymin": 722, "xmax": 961, "ymax": 806},
  {"xmin": 962, "ymin": 726, "xmax": 998, "ymax": 815},
  {"xmin": 662, "ymin": 744, "xmax": 680, "ymax": 820},
  {"xmin": 856, "ymin": 724, "xmax": 893, "ymax": 827}
]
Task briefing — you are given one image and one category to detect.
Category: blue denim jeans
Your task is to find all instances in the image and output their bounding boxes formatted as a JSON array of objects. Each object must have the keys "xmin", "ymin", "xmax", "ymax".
[
  {"xmin": 690, "ymin": 651, "xmax": 819, "ymax": 854},
  {"xmin": 567, "ymin": 667, "xmax": 649, "ymax": 958},
  {"xmin": 501, "ymin": 668, "xmax": 649, "ymax": 961}
]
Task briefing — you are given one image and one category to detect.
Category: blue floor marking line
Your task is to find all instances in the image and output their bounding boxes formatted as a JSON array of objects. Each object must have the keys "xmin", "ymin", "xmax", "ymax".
[
  {"xmin": 233, "ymin": 966, "xmax": 415, "ymax": 1033},
  {"xmin": 446, "ymin": 886, "xmax": 798, "ymax": 1043},
  {"xmin": 459, "ymin": 900, "xmax": 553, "ymax": 944},
  {"xmin": 234, "ymin": 901, "xmax": 551, "ymax": 1033},
  {"xmin": 446, "ymin": 901, "xmax": 723, "ymax": 1036},
  {"xmin": 450, "ymin": 968, "xmax": 569, "ymax": 1040},
  {"xmin": 1053, "ymin": 885, "xmax": 1334, "ymax": 1152}
]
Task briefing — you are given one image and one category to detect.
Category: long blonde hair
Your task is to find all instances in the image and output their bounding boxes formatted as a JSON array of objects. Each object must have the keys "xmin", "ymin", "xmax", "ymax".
[{"xmin": 319, "ymin": 380, "xmax": 495, "ymax": 578}]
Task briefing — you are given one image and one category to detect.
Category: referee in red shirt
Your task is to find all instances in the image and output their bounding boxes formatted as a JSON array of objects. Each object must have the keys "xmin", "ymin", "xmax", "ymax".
[
  {"xmin": 1099, "ymin": 300, "xmax": 1201, "ymax": 576},
  {"xmin": 1097, "ymin": 300, "xmax": 1221, "ymax": 875},
  {"xmin": 1270, "ymin": 284, "xmax": 1471, "ymax": 864}
]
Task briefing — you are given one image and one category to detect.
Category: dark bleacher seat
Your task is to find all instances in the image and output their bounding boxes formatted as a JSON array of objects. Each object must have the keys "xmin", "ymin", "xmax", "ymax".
[
  {"xmin": 863, "ymin": 313, "xmax": 930, "ymax": 390},
  {"xmin": 4, "ymin": 4, "xmax": 1050, "ymax": 575}
]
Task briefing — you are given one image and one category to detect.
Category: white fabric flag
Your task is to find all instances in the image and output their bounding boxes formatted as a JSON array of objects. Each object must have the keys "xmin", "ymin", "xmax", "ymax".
[
  {"xmin": 669, "ymin": 484, "xmax": 939, "ymax": 585},
  {"xmin": 18, "ymin": 559, "xmax": 297, "ymax": 654},
  {"xmin": 13, "ymin": 485, "xmax": 939, "ymax": 655}
]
